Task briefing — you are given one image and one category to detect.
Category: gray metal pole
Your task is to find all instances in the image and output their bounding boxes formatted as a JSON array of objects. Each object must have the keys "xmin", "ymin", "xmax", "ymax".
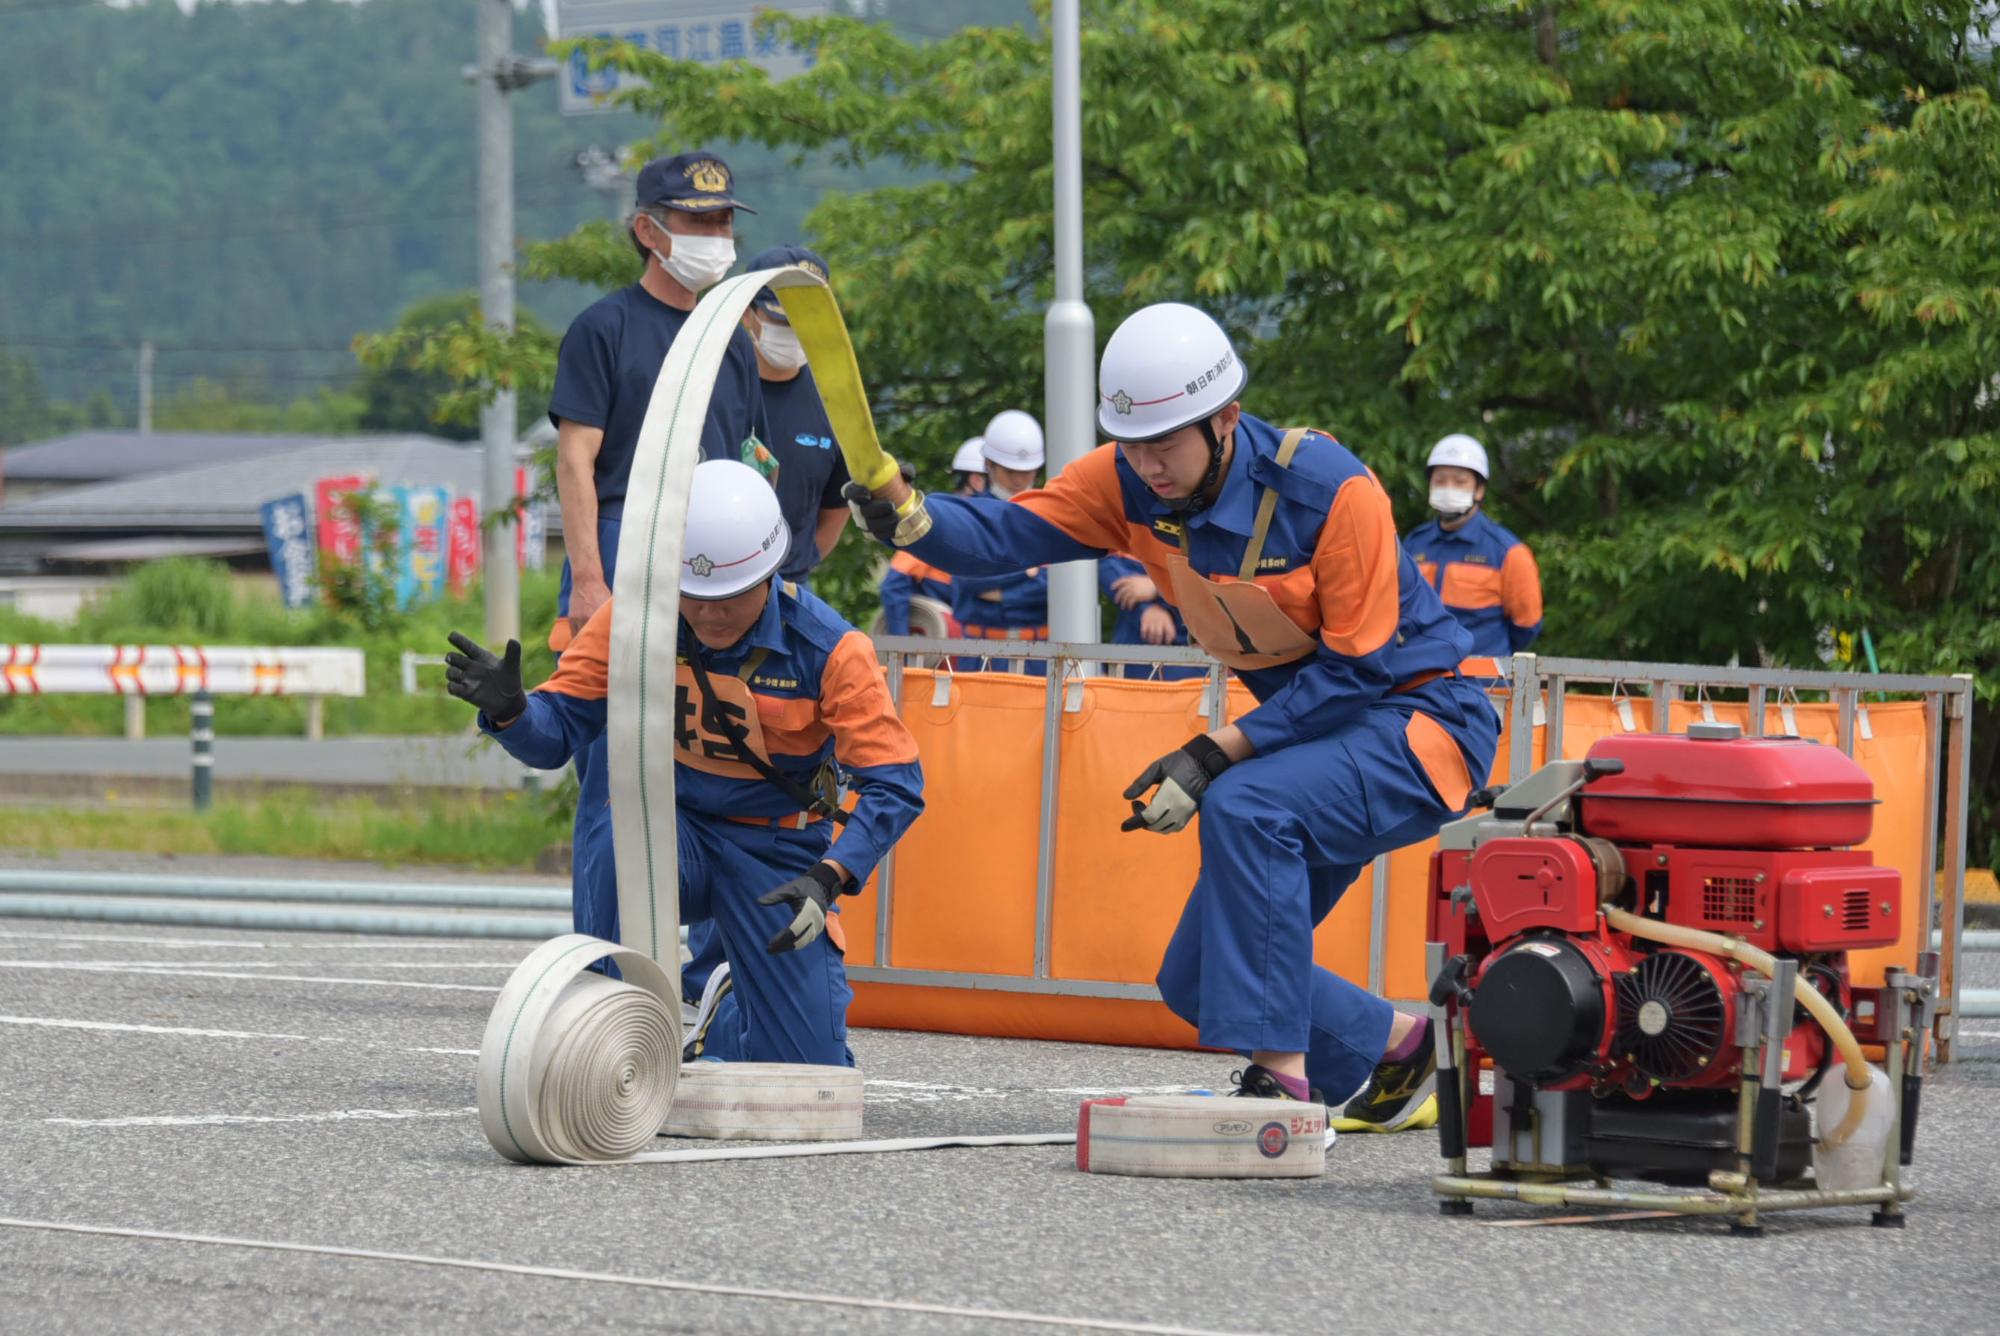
[
  {"xmin": 190, "ymin": 689, "xmax": 213, "ymax": 812},
  {"xmin": 477, "ymin": 0, "xmax": 521, "ymax": 647},
  {"xmin": 137, "ymin": 340, "xmax": 153, "ymax": 434},
  {"xmin": 1043, "ymin": 0, "xmax": 1097, "ymax": 647}
]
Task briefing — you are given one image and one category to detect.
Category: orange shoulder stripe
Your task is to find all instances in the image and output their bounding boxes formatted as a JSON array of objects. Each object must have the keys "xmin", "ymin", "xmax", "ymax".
[
  {"xmin": 1012, "ymin": 443, "xmax": 1130, "ymax": 551},
  {"xmin": 535, "ymin": 598, "xmax": 611, "ymax": 701},
  {"xmin": 1311, "ymin": 474, "xmax": 1400, "ymax": 659},
  {"xmin": 818, "ymin": 630, "xmax": 920, "ymax": 769},
  {"xmin": 1501, "ymin": 542, "xmax": 1543, "ymax": 626}
]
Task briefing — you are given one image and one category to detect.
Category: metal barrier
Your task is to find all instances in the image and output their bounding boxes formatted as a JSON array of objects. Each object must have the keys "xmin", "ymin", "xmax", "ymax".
[
  {"xmin": 1, "ymin": 643, "xmax": 366, "ymax": 740},
  {"xmin": 858, "ymin": 639, "xmax": 1979, "ymax": 1060},
  {"xmin": 1504, "ymin": 653, "xmax": 1977, "ymax": 1061}
]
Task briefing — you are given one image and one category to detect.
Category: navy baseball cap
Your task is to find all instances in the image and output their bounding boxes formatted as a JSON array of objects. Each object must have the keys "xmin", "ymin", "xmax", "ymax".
[
  {"xmin": 634, "ymin": 150, "xmax": 756, "ymax": 214},
  {"xmin": 745, "ymin": 245, "xmax": 829, "ymax": 321}
]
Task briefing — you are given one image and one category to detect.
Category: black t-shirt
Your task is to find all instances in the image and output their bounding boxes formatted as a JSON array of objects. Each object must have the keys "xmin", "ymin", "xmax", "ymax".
[
  {"xmin": 547, "ymin": 284, "xmax": 765, "ymax": 512},
  {"xmin": 761, "ymin": 367, "xmax": 851, "ymax": 581}
]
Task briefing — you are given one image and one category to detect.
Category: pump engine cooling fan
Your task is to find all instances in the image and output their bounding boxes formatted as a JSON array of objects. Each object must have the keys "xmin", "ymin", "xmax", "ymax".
[{"xmin": 1613, "ymin": 950, "xmax": 1730, "ymax": 1083}]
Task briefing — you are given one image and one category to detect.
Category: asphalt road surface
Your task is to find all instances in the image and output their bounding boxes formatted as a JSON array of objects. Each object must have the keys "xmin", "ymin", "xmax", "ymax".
[{"xmin": 0, "ymin": 917, "xmax": 1993, "ymax": 1336}]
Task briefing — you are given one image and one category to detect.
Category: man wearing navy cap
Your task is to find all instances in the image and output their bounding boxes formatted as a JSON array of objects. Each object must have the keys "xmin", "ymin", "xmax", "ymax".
[
  {"xmin": 740, "ymin": 245, "xmax": 850, "ymax": 588},
  {"xmin": 545, "ymin": 150, "xmax": 769, "ymax": 976}
]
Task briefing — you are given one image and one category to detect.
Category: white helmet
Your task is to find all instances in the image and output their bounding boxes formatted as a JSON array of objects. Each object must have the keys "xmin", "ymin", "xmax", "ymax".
[
  {"xmin": 982, "ymin": 410, "xmax": 1045, "ymax": 470},
  {"xmin": 1427, "ymin": 433, "xmax": 1489, "ymax": 480},
  {"xmin": 681, "ymin": 459, "xmax": 790, "ymax": 599},
  {"xmin": 950, "ymin": 437, "xmax": 988, "ymax": 475},
  {"xmin": 1096, "ymin": 302, "xmax": 1247, "ymax": 442}
]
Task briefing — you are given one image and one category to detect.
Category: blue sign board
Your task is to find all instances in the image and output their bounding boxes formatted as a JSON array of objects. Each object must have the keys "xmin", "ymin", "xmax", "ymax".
[{"xmin": 259, "ymin": 494, "xmax": 316, "ymax": 609}]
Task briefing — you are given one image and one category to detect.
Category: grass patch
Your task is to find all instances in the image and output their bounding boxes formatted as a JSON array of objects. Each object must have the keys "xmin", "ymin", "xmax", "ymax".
[{"xmin": 0, "ymin": 789, "xmax": 568, "ymax": 872}]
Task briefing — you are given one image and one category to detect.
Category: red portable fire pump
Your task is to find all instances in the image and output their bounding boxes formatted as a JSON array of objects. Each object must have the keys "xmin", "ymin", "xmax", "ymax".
[{"xmin": 1426, "ymin": 722, "xmax": 1936, "ymax": 1231}]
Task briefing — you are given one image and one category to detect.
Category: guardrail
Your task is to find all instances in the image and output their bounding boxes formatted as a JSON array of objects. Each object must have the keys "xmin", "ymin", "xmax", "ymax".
[{"xmin": 1, "ymin": 643, "xmax": 366, "ymax": 740}]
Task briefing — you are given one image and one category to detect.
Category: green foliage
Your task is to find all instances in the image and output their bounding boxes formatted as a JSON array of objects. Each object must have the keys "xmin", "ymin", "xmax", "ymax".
[
  {"xmin": 92, "ymin": 557, "xmax": 236, "ymax": 639},
  {"xmin": 0, "ymin": 791, "xmax": 568, "ymax": 872}
]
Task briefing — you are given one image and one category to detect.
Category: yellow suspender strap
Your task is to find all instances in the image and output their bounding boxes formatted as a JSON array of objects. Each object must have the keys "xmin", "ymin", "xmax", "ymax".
[
  {"xmin": 736, "ymin": 648, "xmax": 771, "ymax": 682},
  {"xmin": 1237, "ymin": 427, "xmax": 1310, "ymax": 580}
]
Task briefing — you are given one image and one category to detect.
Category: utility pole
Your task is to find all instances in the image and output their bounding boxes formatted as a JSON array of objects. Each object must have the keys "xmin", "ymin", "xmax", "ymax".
[
  {"xmin": 137, "ymin": 340, "xmax": 154, "ymax": 434},
  {"xmin": 467, "ymin": 1, "xmax": 557, "ymax": 646},
  {"xmin": 1044, "ymin": 0, "xmax": 1098, "ymax": 647}
]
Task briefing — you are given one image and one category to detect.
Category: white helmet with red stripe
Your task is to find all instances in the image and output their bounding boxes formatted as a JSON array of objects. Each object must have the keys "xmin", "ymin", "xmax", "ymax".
[
  {"xmin": 681, "ymin": 459, "xmax": 790, "ymax": 599},
  {"xmin": 1096, "ymin": 302, "xmax": 1248, "ymax": 443}
]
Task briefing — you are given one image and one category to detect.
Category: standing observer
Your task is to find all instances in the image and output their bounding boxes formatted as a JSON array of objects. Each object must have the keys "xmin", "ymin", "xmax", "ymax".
[
  {"xmin": 1400, "ymin": 434, "xmax": 1542, "ymax": 661},
  {"xmin": 545, "ymin": 149, "xmax": 766, "ymax": 954},
  {"xmin": 741, "ymin": 245, "xmax": 851, "ymax": 590}
]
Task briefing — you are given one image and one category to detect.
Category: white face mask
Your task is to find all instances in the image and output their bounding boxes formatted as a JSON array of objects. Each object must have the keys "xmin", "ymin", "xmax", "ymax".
[
  {"xmin": 1430, "ymin": 484, "xmax": 1477, "ymax": 519},
  {"xmin": 756, "ymin": 321, "xmax": 808, "ymax": 371},
  {"xmin": 652, "ymin": 232, "xmax": 736, "ymax": 292}
]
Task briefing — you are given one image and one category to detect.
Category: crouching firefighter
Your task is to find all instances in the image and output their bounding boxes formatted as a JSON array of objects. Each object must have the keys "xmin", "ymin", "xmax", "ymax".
[
  {"xmin": 845, "ymin": 303, "xmax": 1497, "ymax": 1130},
  {"xmin": 445, "ymin": 459, "xmax": 923, "ymax": 1067}
]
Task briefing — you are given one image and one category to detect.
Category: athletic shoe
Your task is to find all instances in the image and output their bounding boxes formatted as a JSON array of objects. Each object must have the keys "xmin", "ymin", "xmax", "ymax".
[
  {"xmin": 1330, "ymin": 1025, "xmax": 1439, "ymax": 1133},
  {"xmin": 1228, "ymin": 1064, "xmax": 1322, "ymax": 1103},
  {"xmin": 682, "ymin": 962, "xmax": 733, "ymax": 1063}
]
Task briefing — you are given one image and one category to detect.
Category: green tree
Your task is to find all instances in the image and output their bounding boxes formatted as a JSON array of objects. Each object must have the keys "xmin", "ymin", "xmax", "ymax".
[{"xmin": 521, "ymin": 0, "xmax": 1999, "ymax": 860}]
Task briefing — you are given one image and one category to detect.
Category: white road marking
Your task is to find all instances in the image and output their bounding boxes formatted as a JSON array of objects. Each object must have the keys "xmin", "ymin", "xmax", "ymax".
[
  {"xmin": 0, "ymin": 1015, "xmax": 311, "ymax": 1042},
  {"xmin": 0, "ymin": 962, "xmax": 499, "ymax": 992},
  {"xmin": 46, "ymin": 1107, "xmax": 479, "ymax": 1128},
  {"xmin": 0, "ymin": 1217, "xmax": 1246, "ymax": 1335},
  {"xmin": 0, "ymin": 1014, "xmax": 480, "ymax": 1058},
  {"xmin": 0, "ymin": 959, "xmax": 517, "ymax": 970},
  {"xmin": 0, "ymin": 930, "xmax": 503, "ymax": 951}
]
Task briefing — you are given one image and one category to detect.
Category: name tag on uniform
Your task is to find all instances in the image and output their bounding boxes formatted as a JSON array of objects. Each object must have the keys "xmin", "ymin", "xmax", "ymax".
[
  {"xmin": 1255, "ymin": 555, "xmax": 1290, "ymax": 572},
  {"xmin": 1151, "ymin": 518, "xmax": 1184, "ymax": 542},
  {"xmin": 751, "ymin": 675, "xmax": 801, "ymax": 690}
]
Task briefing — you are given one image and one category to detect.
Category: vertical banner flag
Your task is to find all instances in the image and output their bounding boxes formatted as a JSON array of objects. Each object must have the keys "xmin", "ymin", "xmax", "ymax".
[
  {"xmin": 447, "ymin": 495, "xmax": 481, "ymax": 596},
  {"xmin": 514, "ymin": 466, "xmax": 548, "ymax": 572},
  {"xmin": 259, "ymin": 493, "xmax": 316, "ymax": 609},
  {"xmin": 313, "ymin": 475, "xmax": 368, "ymax": 564},
  {"xmin": 394, "ymin": 484, "xmax": 451, "ymax": 609}
]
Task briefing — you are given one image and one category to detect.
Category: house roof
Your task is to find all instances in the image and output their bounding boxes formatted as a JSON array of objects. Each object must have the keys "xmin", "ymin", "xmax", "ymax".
[
  {"xmin": 0, "ymin": 436, "xmax": 548, "ymax": 532},
  {"xmin": 0, "ymin": 430, "xmax": 447, "ymax": 483}
]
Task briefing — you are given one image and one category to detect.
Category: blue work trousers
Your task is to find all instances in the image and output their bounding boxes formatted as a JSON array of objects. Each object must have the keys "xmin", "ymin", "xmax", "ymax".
[
  {"xmin": 570, "ymin": 807, "xmax": 852, "ymax": 1066},
  {"xmin": 1154, "ymin": 676, "xmax": 1497, "ymax": 1104},
  {"xmin": 558, "ymin": 516, "xmax": 622, "ymax": 949}
]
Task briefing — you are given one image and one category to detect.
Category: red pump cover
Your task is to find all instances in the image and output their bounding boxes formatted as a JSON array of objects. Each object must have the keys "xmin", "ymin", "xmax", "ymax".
[{"xmin": 1576, "ymin": 732, "xmax": 1876, "ymax": 849}]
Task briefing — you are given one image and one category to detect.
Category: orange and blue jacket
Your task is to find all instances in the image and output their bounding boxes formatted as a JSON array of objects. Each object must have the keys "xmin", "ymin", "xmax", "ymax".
[
  {"xmin": 902, "ymin": 412, "xmax": 1472, "ymax": 754},
  {"xmin": 482, "ymin": 577, "xmax": 923, "ymax": 882},
  {"xmin": 1401, "ymin": 513, "xmax": 1543, "ymax": 657},
  {"xmin": 876, "ymin": 551, "xmax": 953, "ymax": 635}
]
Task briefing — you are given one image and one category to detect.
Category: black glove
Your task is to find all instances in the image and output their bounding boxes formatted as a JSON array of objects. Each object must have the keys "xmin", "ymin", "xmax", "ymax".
[
  {"xmin": 444, "ymin": 631, "xmax": 527, "ymax": 726},
  {"xmin": 842, "ymin": 460, "xmax": 924, "ymax": 546},
  {"xmin": 1121, "ymin": 734, "xmax": 1234, "ymax": 834},
  {"xmin": 758, "ymin": 862, "xmax": 849, "ymax": 954}
]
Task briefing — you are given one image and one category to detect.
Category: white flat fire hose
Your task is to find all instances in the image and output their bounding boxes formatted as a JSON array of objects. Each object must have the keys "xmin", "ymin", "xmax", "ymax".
[
  {"xmin": 474, "ymin": 268, "xmax": 1067, "ymax": 1165},
  {"xmin": 1078, "ymin": 1097, "xmax": 1328, "ymax": 1179}
]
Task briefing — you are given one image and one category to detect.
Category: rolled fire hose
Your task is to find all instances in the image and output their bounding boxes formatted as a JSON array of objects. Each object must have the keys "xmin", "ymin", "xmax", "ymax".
[
  {"xmin": 475, "ymin": 267, "xmax": 1054, "ymax": 1164},
  {"xmin": 1602, "ymin": 906, "xmax": 1871, "ymax": 1147}
]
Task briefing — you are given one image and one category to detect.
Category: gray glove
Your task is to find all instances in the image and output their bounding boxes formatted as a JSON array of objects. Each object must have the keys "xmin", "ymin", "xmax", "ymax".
[
  {"xmin": 1121, "ymin": 734, "xmax": 1233, "ymax": 835},
  {"xmin": 758, "ymin": 862, "xmax": 848, "ymax": 953},
  {"xmin": 842, "ymin": 461, "xmax": 929, "ymax": 547},
  {"xmin": 444, "ymin": 631, "xmax": 527, "ymax": 726}
]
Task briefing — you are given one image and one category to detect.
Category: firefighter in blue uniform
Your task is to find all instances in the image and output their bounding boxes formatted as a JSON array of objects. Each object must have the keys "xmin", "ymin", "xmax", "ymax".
[
  {"xmin": 950, "ymin": 411, "xmax": 1053, "ymax": 669},
  {"xmin": 1400, "ymin": 434, "xmax": 1542, "ymax": 661},
  {"xmin": 445, "ymin": 461, "xmax": 924, "ymax": 1066},
  {"xmin": 847, "ymin": 303, "xmax": 1497, "ymax": 1130},
  {"xmin": 876, "ymin": 439, "xmax": 985, "ymax": 635}
]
